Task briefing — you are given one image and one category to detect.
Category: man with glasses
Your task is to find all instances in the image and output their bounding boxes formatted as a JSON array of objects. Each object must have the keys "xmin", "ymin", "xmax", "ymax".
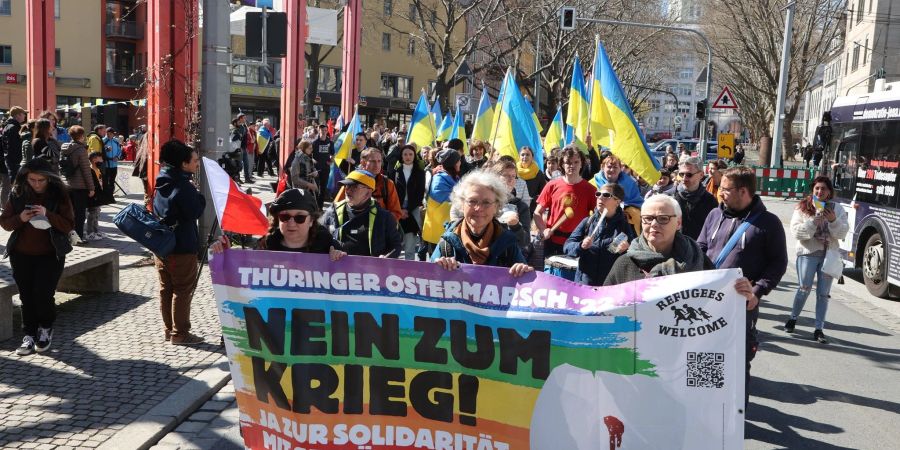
[
  {"xmin": 333, "ymin": 148, "xmax": 403, "ymax": 221},
  {"xmin": 674, "ymin": 156, "xmax": 718, "ymax": 240},
  {"xmin": 697, "ymin": 166, "xmax": 787, "ymax": 408},
  {"xmin": 325, "ymin": 169, "xmax": 402, "ymax": 258}
]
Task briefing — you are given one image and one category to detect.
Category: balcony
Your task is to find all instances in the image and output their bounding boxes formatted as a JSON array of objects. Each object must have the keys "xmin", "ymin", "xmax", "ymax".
[
  {"xmin": 105, "ymin": 70, "xmax": 143, "ymax": 88},
  {"xmin": 106, "ymin": 22, "xmax": 143, "ymax": 40}
]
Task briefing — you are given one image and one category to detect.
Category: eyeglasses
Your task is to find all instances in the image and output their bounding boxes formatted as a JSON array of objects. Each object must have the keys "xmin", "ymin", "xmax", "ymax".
[
  {"xmin": 277, "ymin": 213, "xmax": 310, "ymax": 224},
  {"xmin": 464, "ymin": 199, "xmax": 497, "ymax": 209},
  {"xmin": 679, "ymin": 172, "xmax": 699, "ymax": 178},
  {"xmin": 641, "ymin": 214, "xmax": 677, "ymax": 225},
  {"xmin": 595, "ymin": 192, "xmax": 618, "ymax": 200}
]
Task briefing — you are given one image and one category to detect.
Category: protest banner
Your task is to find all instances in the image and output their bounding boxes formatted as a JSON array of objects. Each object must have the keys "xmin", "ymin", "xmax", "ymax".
[{"xmin": 210, "ymin": 249, "xmax": 746, "ymax": 450}]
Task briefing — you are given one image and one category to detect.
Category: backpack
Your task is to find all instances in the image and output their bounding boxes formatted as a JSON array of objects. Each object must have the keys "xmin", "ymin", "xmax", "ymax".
[
  {"xmin": 113, "ymin": 203, "xmax": 176, "ymax": 258},
  {"xmin": 59, "ymin": 143, "xmax": 78, "ymax": 177}
]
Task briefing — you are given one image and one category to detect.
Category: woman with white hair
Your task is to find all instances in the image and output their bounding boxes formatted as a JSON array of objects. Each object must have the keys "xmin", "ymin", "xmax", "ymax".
[
  {"xmin": 431, "ymin": 169, "xmax": 534, "ymax": 277},
  {"xmin": 604, "ymin": 194, "xmax": 713, "ymax": 284}
]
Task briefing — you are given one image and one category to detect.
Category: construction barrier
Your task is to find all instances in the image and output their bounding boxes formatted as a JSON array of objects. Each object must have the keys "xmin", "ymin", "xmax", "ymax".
[{"xmin": 754, "ymin": 167, "xmax": 816, "ymax": 197}]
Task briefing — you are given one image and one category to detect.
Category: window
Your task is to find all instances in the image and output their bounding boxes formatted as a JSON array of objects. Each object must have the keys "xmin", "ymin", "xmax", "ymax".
[
  {"xmin": 407, "ymin": 38, "xmax": 415, "ymax": 56},
  {"xmin": 852, "ymin": 46, "xmax": 860, "ymax": 71},
  {"xmin": 863, "ymin": 37, "xmax": 868, "ymax": 64},
  {"xmin": 431, "ymin": 9, "xmax": 437, "ymax": 26},
  {"xmin": 856, "ymin": 0, "xmax": 864, "ymax": 23},
  {"xmin": 382, "ymin": 33, "xmax": 391, "ymax": 51},
  {"xmin": 383, "ymin": 0, "xmax": 392, "ymax": 17},
  {"xmin": 55, "ymin": 48, "xmax": 60, "ymax": 68},
  {"xmin": 678, "ymin": 68, "xmax": 693, "ymax": 79},
  {"xmin": 0, "ymin": 0, "xmax": 10, "ymax": 16},
  {"xmin": 845, "ymin": 51, "xmax": 850, "ymax": 75},
  {"xmin": 317, "ymin": 66, "xmax": 342, "ymax": 91},
  {"xmin": 381, "ymin": 74, "xmax": 412, "ymax": 99},
  {"xmin": 0, "ymin": 45, "xmax": 10, "ymax": 65},
  {"xmin": 55, "ymin": 0, "xmax": 60, "ymax": 19},
  {"xmin": 409, "ymin": 3, "xmax": 418, "ymax": 21}
]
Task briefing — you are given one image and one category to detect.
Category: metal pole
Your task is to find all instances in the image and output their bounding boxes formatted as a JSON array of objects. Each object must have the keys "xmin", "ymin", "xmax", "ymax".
[
  {"xmin": 198, "ymin": 0, "xmax": 232, "ymax": 241},
  {"xmin": 575, "ymin": 16, "xmax": 713, "ymax": 162},
  {"xmin": 534, "ymin": 32, "xmax": 541, "ymax": 114},
  {"xmin": 771, "ymin": 2, "xmax": 796, "ymax": 168}
]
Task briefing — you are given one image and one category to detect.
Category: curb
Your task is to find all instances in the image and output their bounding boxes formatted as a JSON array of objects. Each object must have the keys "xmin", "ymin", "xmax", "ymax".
[{"xmin": 97, "ymin": 356, "xmax": 232, "ymax": 450}]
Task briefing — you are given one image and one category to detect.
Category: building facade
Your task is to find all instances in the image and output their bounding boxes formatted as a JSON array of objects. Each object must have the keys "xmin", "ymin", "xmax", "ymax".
[{"xmin": 841, "ymin": 0, "xmax": 900, "ymax": 96}]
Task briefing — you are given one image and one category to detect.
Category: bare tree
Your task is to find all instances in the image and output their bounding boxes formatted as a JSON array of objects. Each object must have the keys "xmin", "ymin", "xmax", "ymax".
[{"xmin": 700, "ymin": 0, "xmax": 846, "ymax": 164}]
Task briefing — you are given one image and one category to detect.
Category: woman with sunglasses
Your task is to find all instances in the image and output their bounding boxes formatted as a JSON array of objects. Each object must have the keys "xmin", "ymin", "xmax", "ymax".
[
  {"xmin": 211, "ymin": 189, "xmax": 345, "ymax": 259},
  {"xmin": 564, "ymin": 183, "xmax": 636, "ymax": 286}
]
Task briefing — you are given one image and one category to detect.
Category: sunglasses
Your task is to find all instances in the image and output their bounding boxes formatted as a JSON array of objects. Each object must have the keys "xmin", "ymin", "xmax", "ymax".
[
  {"xmin": 595, "ymin": 192, "xmax": 618, "ymax": 200},
  {"xmin": 277, "ymin": 213, "xmax": 310, "ymax": 224}
]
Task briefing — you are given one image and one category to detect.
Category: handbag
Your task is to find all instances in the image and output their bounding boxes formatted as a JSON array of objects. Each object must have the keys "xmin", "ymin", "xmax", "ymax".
[
  {"xmin": 113, "ymin": 203, "xmax": 176, "ymax": 258},
  {"xmin": 822, "ymin": 247, "xmax": 844, "ymax": 278}
]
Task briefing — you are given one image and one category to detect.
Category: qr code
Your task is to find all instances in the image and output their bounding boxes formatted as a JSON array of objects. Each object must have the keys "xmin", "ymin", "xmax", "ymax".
[{"xmin": 686, "ymin": 352, "xmax": 725, "ymax": 388}]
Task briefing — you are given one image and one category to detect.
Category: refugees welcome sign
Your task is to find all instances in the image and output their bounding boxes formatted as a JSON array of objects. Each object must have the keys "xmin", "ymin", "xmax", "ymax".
[{"xmin": 210, "ymin": 250, "xmax": 746, "ymax": 450}]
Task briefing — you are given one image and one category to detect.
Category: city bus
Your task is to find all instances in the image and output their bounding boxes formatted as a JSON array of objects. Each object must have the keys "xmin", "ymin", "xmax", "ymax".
[{"xmin": 829, "ymin": 89, "xmax": 900, "ymax": 297}]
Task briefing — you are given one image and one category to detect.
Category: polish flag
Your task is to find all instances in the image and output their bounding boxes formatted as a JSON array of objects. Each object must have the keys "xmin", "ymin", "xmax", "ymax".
[{"xmin": 201, "ymin": 157, "xmax": 269, "ymax": 235}]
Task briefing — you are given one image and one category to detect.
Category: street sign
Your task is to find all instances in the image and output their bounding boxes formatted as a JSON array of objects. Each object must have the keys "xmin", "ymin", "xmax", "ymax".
[
  {"xmin": 456, "ymin": 94, "xmax": 471, "ymax": 112},
  {"xmin": 718, "ymin": 133, "xmax": 735, "ymax": 159},
  {"xmin": 673, "ymin": 115, "xmax": 683, "ymax": 125},
  {"xmin": 712, "ymin": 86, "xmax": 739, "ymax": 109},
  {"xmin": 560, "ymin": 7, "xmax": 576, "ymax": 30}
]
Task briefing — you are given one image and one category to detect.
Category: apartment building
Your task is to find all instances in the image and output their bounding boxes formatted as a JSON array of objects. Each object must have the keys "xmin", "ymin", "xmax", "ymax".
[{"xmin": 841, "ymin": 0, "xmax": 900, "ymax": 95}]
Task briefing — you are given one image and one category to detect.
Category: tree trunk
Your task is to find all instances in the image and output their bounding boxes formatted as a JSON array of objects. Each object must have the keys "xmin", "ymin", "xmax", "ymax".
[
  {"xmin": 758, "ymin": 135, "xmax": 772, "ymax": 167},
  {"xmin": 305, "ymin": 45, "xmax": 322, "ymax": 119}
]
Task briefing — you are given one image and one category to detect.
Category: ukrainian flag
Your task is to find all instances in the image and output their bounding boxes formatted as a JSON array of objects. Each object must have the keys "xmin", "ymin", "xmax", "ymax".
[
  {"xmin": 471, "ymin": 87, "xmax": 493, "ymax": 142},
  {"xmin": 437, "ymin": 112, "xmax": 453, "ymax": 141},
  {"xmin": 448, "ymin": 100, "xmax": 469, "ymax": 154},
  {"xmin": 588, "ymin": 41, "xmax": 612, "ymax": 149},
  {"xmin": 334, "ymin": 109, "xmax": 362, "ymax": 167},
  {"xmin": 431, "ymin": 100, "xmax": 443, "ymax": 138},
  {"xmin": 489, "ymin": 69, "xmax": 545, "ymax": 168},
  {"xmin": 594, "ymin": 41, "xmax": 660, "ymax": 184},
  {"xmin": 544, "ymin": 105, "xmax": 565, "ymax": 152},
  {"xmin": 565, "ymin": 55, "xmax": 590, "ymax": 151},
  {"xmin": 406, "ymin": 92, "xmax": 436, "ymax": 149}
]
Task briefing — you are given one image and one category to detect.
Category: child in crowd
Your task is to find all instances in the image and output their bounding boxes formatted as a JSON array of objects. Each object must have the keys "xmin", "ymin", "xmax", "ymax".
[
  {"xmin": 545, "ymin": 156, "xmax": 562, "ymax": 180},
  {"xmin": 85, "ymin": 152, "xmax": 106, "ymax": 241}
]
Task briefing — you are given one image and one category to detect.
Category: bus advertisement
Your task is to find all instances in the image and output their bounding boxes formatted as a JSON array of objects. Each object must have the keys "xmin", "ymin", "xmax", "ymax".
[{"xmin": 829, "ymin": 89, "xmax": 900, "ymax": 298}]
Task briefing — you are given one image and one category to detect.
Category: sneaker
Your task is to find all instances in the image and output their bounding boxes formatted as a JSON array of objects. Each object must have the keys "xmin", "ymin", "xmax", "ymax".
[
  {"xmin": 164, "ymin": 330, "xmax": 172, "ymax": 342},
  {"xmin": 95, "ymin": 232, "xmax": 107, "ymax": 239},
  {"xmin": 784, "ymin": 318, "xmax": 796, "ymax": 333},
  {"xmin": 16, "ymin": 336, "xmax": 36, "ymax": 356},
  {"xmin": 171, "ymin": 333, "xmax": 205, "ymax": 345},
  {"xmin": 813, "ymin": 329, "xmax": 828, "ymax": 344},
  {"xmin": 35, "ymin": 327, "xmax": 53, "ymax": 353}
]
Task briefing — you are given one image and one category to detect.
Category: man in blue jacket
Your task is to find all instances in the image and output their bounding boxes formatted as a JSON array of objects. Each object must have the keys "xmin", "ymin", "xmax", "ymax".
[
  {"xmin": 103, "ymin": 128, "xmax": 123, "ymax": 200},
  {"xmin": 324, "ymin": 169, "xmax": 402, "ymax": 258},
  {"xmin": 697, "ymin": 166, "xmax": 787, "ymax": 407},
  {"xmin": 153, "ymin": 140, "xmax": 206, "ymax": 345}
]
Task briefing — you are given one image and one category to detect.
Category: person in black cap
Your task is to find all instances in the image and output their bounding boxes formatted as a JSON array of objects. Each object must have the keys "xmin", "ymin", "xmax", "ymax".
[
  {"xmin": 445, "ymin": 138, "xmax": 471, "ymax": 177},
  {"xmin": 0, "ymin": 158, "xmax": 75, "ymax": 355},
  {"xmin": 324, "ymin": 169, "xmax": 402, "ymax": 258},
  {"xmin": 211, "ymin": 188, "xmax": 347, "ymax": 258}
]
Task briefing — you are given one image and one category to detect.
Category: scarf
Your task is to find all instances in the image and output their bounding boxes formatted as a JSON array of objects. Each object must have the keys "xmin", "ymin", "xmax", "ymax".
[
  {"xmin": 627, "ymin": 232, "xmax": 706, "ymax": 277},
  {"xmin": 456, "ymin": 220, "xmax": 497, "ymax": 265},
  {"xmin": 517, "ymin": 160, "xmax": 539, "ymax": 181}
]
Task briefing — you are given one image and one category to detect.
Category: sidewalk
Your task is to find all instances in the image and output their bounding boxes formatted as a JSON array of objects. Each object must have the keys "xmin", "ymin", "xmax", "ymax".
[{"xmin": 0, "ymin": 165, "xmax": 276, "ymax": 450}]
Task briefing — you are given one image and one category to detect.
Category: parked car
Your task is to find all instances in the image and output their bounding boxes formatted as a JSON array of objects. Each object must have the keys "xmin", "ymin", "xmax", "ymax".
[{"xmin": 649, "ymin": 139, "xmax": 719, "ymax": 165}]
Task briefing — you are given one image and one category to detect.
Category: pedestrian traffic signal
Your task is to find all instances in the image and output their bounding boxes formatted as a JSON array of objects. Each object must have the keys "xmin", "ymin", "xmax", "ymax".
[
  {"xmin": 560, "ymin": 7, "xmax": 576, "ymax": 30},
  {"xmin": 696, "ymin": 100, "xmax": 707, "ymax": 120}
]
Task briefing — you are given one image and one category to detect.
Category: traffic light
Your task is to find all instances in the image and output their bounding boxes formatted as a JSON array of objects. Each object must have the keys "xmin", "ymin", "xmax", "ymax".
[
  {"xmin": 560, "ymin": 7, "xmax": 576, "ymax": 30},
  {"xmin": 696, "ymin": 100, "xmax": 706, "ymax": 120}
]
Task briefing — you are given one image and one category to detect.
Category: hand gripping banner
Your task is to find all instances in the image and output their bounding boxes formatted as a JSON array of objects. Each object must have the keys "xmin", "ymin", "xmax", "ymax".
[{"xmin": 210, "ymin": 250, "xmax": 746, "ymax": 450}]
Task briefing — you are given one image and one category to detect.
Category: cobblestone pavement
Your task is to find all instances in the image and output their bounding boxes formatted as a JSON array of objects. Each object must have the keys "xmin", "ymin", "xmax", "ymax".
[
  {"xmin": 0, "ymin": 165, "xmax": 276, "ymax": 450},
  {"xmin": 148, "ymin": 383, "xmax": 243, "ymax": 450}
]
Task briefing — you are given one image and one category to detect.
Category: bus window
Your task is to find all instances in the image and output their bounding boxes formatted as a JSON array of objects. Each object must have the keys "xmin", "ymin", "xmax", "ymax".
[
  {"xmin": 856, "ymin": 121, "xmax": 900, "ymax": 208},
  {"xmin": 831, "ymin": 123, "xmax": 860, "ymax": 200}
]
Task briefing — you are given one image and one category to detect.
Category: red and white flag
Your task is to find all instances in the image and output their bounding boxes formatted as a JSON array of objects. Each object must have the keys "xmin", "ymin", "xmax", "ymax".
[{"xmin": 202, "ymin": 157, "xmax": 269, "ymax": 235}]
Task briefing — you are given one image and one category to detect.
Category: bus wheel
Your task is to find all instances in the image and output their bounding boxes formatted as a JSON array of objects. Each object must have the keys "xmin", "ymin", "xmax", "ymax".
[{"xmin": 862, "ymin": 232, "xmax": 890, "ymax": 298}]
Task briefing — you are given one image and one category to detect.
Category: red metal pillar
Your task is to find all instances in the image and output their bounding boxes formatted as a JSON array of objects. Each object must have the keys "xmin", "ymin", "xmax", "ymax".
[
  {"xmin": 25, "ymin": 0, "xmax": 56, "ymax": 118},
  {"xmin": 146, "ymin": 0, "xmax": 200, "ymax": 192},
  {"xmin": 279, "ymin": 0, "xmax": 308, "ymax": 171},
  {"xmin": 340, "ymin": 0, "xmax": 362, "ymax": 121}
]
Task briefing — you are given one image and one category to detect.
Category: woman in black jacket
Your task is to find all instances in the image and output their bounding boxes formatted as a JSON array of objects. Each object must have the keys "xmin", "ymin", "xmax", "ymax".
[
  {"xmin": 391, "ymin": 144, "xmax": 426, "ymax": 260},
  {"xmin": 564, "ymin": 183, "xmax": 636, "ymax": 286},
  {"xmin": 0, "ymin": 158, "xmax": 74, "ymax": 355}
]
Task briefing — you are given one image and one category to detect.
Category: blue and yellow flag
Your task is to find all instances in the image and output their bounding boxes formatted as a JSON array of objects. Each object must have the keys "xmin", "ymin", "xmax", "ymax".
[
  {"xmin": 430, "ymin": 99, "xmax": 443, "ymax": 138},
  {"xmin": 449, "ymin": 100, "xmax": 469, "ymax": 155},
  {"xmin": 471, "ymin": 88, "xmax": 493, "ymax": 143},
  {"xmin": 407, "ymin": 92, "xmax": 436, "ymax": 149},
  {"xmin": 544, "ymin": 105, "xmax": 565, "ymax": 152},
  {"xmin": 334, "ymin": 109, "xmax": 362, "ymax": 166},
  {"xmin": 565, "ymin": 55, "xmax": 590, "ymax": 151},
  {"xmin": 594, "ymin": 42, "xmax": 660, "ymax": 184},
  {"xmin": 588, "ymin": 41, "xmax": 612, "ymax": 148},
  {"xmin": 489, "ymin": 69, "xmax": 545, "ymax": 168},
  {"xmin": 437, "ymin": 112, "xmax": 453, "ymax": 141}
]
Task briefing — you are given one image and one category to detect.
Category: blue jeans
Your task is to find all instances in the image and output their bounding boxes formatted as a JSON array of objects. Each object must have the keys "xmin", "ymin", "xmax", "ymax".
[
  {"xmin": 242, "ymin": 151, "xmax": 254, "ymax": 181},
  {"xmin": 791, "ymin": 253, "xmax": 834, "ymax": 330}
]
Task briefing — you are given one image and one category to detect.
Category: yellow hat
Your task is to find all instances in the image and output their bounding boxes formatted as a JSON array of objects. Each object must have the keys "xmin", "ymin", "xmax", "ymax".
[{"xmin": 340, "ymin": 169, "xmax": 376, "ymax": 190}]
